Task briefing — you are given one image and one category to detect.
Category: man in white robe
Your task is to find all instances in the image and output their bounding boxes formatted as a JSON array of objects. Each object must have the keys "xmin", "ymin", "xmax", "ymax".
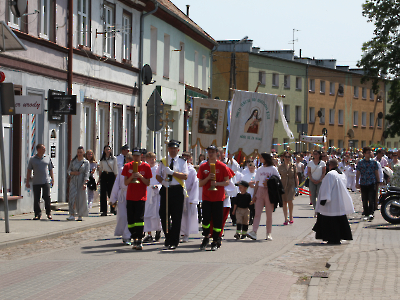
[
  {"xmin": 313, "ymin": 158, "xmax": 354, "ymax": 244},
  {"xmin": 109, "ymin": 153, "xmax": 132, "ymax": 245},
  {"xmin": 180, "ymin": 152, "xmax": 199, "ymax": 242}
]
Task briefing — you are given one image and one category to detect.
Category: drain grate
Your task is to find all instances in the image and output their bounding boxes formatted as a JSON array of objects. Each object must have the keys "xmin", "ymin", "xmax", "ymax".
[{"xmin": 312, "ymin": 271, "xmax": 329, "ymax": 278}]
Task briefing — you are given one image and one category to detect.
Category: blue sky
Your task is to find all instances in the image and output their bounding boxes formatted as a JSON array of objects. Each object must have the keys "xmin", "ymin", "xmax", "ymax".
[{"xmin": 171, "ymin": 0, "xmax": 375, "ymax": 68}]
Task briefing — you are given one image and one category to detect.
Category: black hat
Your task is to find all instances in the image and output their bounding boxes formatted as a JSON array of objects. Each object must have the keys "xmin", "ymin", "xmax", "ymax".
[
  {"xmin": 168, "ymin": 140, "xmax": 181, "ymax": 148},
  {"xmin": 132, "ymin": 147, "xmax": 141, "ymax": 156},
  {"xmin": 140, "ymin": 148, "xmax": 148, "ymax": 155},
  {"xmin": 235, "ymin": 180, "xmax": 249, "ymax": 188},
  {"xmin": 121, "ymin": 144, "xmax": 129, "ymax": 151},
  {"xmin": 206, "ymin": 145, "xmax": 217, "ymax": 151}
]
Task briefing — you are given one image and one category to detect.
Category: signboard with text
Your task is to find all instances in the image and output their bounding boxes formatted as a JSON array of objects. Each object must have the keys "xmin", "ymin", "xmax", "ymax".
[
  {"xmin": 14, "ymin": 95, "xmax": 43, "ymax": 114},
  {"xmin": 48, "ymin": 93, "xmax": 76, "ymax": 115}
]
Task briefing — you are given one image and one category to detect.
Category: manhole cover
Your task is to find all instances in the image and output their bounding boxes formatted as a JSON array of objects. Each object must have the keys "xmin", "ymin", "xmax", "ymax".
[{"xmin": 312, "ymin": 271, "xmax": 329, "ymax": 278}]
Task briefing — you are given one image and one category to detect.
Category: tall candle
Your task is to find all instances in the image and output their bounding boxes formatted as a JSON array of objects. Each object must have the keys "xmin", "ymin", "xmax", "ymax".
[
  {"xmin": 132, "ymin": 162, "xmax": 138, "ymax": 173},
  {"xmin": 210, "ymin": 163, "xmax": 215, "ymax": 174}
]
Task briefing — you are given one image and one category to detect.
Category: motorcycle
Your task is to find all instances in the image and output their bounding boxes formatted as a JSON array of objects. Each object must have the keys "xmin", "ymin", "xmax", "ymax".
[{"xmin": 379, "ymin": 186, "xmax": 400, "ymax": 224}]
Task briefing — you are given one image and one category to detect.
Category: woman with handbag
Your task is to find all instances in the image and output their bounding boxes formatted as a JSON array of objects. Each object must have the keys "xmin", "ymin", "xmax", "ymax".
[
  {"xmin": 98, "ymin": 145, "xmax": 118, "ymax": 216},
  {"xmin": 67, "ymin": 146, "xmax": 90, "ymax": 221},
  {"xmin": 278, "ymin": 152, "xmax": 299, "ymax": 225},
  {"xmin": 85, "ymin": 149, "xmax": 97, "ymax": 209},
  {"xmin": 307, "ymin": 150, "xmax": 326, "ymax": 213}
]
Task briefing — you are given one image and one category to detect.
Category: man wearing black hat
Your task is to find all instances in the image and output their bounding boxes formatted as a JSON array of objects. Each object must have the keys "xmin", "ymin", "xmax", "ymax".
[
  {"xmin": 117, "ymin": 144, "xmax": 130, "ymax": 171},
  {"xmin": 156, "ymin": 140, "xmax": 188, "ymax": 250}
]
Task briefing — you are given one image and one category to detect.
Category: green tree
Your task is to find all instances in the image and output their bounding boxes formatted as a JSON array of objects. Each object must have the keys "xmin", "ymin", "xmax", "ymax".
[{"xmin": 358, "ymin": 0, "xmax": 400, "ymax": 137}]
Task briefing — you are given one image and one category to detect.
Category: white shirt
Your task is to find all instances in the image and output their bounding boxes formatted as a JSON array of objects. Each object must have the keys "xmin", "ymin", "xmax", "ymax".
[
  {"xmin": 254, "ymin": 165, "xmax": 280, "ymax": 184},
  {"xmin": 116, "ymin": 153, "xmax": 126, "ymax": 171},
  {"xmin": 99, "ymin": 156, "xmax": 118, "ymax": 175},
  {"xmin": 308, "ymin": 160, "xmax": 326, "ymax": 180},
  {"xmin": 226, "ymin": 158, "xmax": 240, "ymax": 173},
  {"xmin": 156, "ymin": 155, "xmax": 188, "ymax": 186},
  {"xmin": 242, "ymin": 170, "xmax": 257, "ymax": 197}
]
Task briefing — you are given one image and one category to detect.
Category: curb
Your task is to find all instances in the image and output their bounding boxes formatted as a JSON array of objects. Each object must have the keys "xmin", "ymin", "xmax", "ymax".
[{"xmin": 0, "ymin": 218, "xmax": 116, "ymax": 250}]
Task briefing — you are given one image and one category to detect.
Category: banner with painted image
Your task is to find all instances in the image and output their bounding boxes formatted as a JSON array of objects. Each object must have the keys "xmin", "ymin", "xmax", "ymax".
[
  {"xmin": 228, "ymin": 90, "xmax": 278, "ymax": 156},
  {"xmin": 191, "ymin": 98, "xmax": 228, "ymax": 148}
]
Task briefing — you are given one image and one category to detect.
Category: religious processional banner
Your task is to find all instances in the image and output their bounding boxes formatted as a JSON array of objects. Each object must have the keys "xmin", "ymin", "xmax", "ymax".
[
  {"xmin": 300, "ymin": 135, "xmax": 326, "ymax": 144},
  {"xmin": 191, "ymin": 97, "xmax": 228, "ymax": 149},
  {"xmin": 228, "ymin": 90, "xmax": 278, "ymax": 156}
]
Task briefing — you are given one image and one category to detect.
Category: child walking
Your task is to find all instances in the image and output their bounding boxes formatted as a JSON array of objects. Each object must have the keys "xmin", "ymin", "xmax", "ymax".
[{"xmin": 232, "ymin": 180, "xmax": 252, "ymax": 240}]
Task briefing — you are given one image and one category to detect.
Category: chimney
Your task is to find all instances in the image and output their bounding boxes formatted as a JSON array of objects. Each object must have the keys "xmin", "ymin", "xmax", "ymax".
[
  {"xmin": 299, "ymin": 49, "xmax": 302, "ymax": 58},
  {"xmin": 186, "ymin": 5, "xmax": 190, "ymax": 17}
]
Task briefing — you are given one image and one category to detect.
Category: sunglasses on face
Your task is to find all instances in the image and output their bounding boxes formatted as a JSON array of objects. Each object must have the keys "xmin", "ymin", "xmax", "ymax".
[{"xmin": 284, "ymin": 156, "xmax": 291, "ymax": 158}]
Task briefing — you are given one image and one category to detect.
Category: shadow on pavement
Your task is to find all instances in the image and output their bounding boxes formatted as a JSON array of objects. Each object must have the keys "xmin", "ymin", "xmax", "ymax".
[
  {"xmin": 295, "ymin": 242, "xmax": 326, "ymax": 247},
  {"xmin": 364, "ymin": 223, "xmax": 400, "ymax": 230}
]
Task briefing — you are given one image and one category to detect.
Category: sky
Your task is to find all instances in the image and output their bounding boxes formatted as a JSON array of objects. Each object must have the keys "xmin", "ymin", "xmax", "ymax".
[{"xmin": 171, "ymin": 0, "xmax": 375, "ymax": 68}]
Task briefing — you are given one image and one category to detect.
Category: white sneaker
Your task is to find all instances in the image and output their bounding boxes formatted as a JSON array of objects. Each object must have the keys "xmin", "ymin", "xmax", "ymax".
[
  {"xmin": 181, "ymin": 235, "xmax": 189, "ymax": 243},
  {"xmin": 247, "ymin": 231, "xmax": 257, "ymax": 240},
  {"xmin": 266, "ymin": 233, "xmax": 273, "ymax": 241},
  {"xmin": 66, "ymin": 215, "xmax": 75, "ymax": 221},
  {"xmin": 77, "ymin": 216, "xmax": 83, "ymax": 221}
]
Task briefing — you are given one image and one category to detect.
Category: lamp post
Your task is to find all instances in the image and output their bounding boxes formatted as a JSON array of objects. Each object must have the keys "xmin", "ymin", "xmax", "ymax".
[{"xmin": 229, "ymin": 36, "xmax": 248, "ymax": 100}]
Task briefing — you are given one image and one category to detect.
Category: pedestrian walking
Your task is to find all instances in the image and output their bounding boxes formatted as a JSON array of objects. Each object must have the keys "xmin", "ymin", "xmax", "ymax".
[
  {"xmin": 26, "ymin": 144, "xmax": 54, "ymax": 220},
  {"xmin": 307, "ymin": 150, "xmax": 326, "ymax": 211},
  {"xmin": 85, "ymin": 149, "xmax": 97, "ymax": 209},
  {"xmin": 98, "ymin": 145, "xmax": 118, "ymax": 216},
  {"xmin": 67, "ymin": 146, "xmax": 90, "ymax": 221}
]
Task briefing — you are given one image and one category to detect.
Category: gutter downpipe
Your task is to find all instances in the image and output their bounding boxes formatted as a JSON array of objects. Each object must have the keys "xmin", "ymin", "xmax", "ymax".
[
  {"xmin": 138, "ymin": 2, "xmax": 158, "ymax": 147},
  {"xmin": 209, "ymin": 44, "xmax": 218, "ymax": 98}
]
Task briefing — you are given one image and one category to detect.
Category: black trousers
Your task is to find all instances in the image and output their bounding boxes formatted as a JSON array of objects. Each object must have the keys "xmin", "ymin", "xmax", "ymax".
[
  {"xmin": 202, "ymin": 200, "xmax": 223, "ymax": 241},
  {"xmin": 361, "ymin": 184, "xmax": 376, "ymax": 216},
  {"xmin": 159, "ymin": 185, "xmax": 184, "ymax": 247},
  {"xmin": 33, "ymin": 183, "xmax": 51, "ymax": 217},
  {"xmin": 126, "ymin": 200, "xmax": 145, "ymax": 240},
  {"xmin": 100, "ymin": 172, "xmax": 116, "ymax": 213}
]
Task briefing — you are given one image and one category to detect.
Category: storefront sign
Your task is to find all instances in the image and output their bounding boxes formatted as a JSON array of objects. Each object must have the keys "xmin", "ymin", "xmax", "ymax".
[
  {"xmin": 14, "ymin": 95, "xmax": 43, "ymax": 114},
  {"xmin": 48, "ymin": 94, "xmax": 77, "ymax": 115}
]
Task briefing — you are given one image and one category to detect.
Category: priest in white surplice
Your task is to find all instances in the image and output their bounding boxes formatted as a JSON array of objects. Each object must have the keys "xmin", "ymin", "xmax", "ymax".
[{"xmin": 313, "ymin": 158, "xmax": 354, "ymax": 245}]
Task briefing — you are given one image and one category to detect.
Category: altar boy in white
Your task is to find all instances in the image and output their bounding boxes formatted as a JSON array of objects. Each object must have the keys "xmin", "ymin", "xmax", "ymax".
[
  {"xmin": 109, "ymin": 153, "xmax": 133, "ymax": 245},
  {"xmin": 180, "ymin": 152, "xmax": 199, "ymax": 242},
  {"xmin": 143, "ymin": 152, "xmax": 162, "ymax": 243}
]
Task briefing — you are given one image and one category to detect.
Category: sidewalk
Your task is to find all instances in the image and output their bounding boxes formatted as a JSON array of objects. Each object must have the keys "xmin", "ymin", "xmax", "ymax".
[{"xmin": 0, "ymin": 202, "xmax": 116, "ymax": 250}]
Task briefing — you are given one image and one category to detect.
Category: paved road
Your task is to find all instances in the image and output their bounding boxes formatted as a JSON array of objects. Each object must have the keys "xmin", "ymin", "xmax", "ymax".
[{"xmin": 0, "ymin": 194, "xmax": 359, "ymax": 300}]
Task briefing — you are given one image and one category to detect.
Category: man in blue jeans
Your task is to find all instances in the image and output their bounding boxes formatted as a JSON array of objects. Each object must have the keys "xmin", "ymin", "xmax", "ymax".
[{"xmin": 356, "ymin": 147, "xmax": 379, "ymax": 221}]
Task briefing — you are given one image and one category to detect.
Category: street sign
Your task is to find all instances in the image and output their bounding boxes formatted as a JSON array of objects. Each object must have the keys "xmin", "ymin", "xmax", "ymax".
[
  {"xmin": 48, "ymin": 94, "xmax": 76, "ymax": 115},
  {"xmin": 48, "ymin": 90, "xmax": 65, "ymax": 122},
  {"xmin": 146, "ymin": 89, "xmax": 164, "ymax": 131}
]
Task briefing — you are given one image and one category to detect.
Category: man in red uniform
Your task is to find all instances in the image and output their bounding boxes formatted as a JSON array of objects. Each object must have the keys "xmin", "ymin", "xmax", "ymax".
[
  {"xmin": 122, "ymin": 148, "xmax": 152, "ymax": 250},
  {"xmin": 198, "ymin": 145, "xmax": 232, "ymax": 251}
]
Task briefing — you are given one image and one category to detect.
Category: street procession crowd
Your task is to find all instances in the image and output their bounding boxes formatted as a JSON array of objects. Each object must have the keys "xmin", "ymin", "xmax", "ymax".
[{"xmin": 25, "ymin": 140, "xmax": 400, "ymax": 251}]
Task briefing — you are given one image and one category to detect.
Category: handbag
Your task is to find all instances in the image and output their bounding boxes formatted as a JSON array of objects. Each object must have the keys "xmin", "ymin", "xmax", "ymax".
[{"xmin": 87, "ymin": 174, "xmax": 97, "ymax": 191}]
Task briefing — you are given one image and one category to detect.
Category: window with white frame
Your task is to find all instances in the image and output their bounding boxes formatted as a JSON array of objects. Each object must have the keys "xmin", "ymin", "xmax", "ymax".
[
  {"xmin": 338, "ymin": 109, "xmax": 344, "ymax": 125},
  {"xmin": 8, "ymin": 8, "xmax": 20, "ymax": 29},
  {"xmin": 369, "ymin": 112, "xmax": 374, "ymax": 127},
  {"xmin": 309, "ymin": 107, "xmax": 315, "ymax": 123},
  {"xmin": 329, "ymin": 109, "xmax": 335, "ymax": 124},
  {"xmin": 295, "ymin": 106, "xmax": 301, "ymax": 123},
  {"xmin": 163, "ymin": 34, "xmax": 170, "ymax": 78},
  {"xmin": 194, "ymin": 51, "xmax": 199, "ymax": 88},
  {"xmin": 296, "ymin": 77, "xmax": 302, "ymax": 90},
  {"xmin": 387, "ymin": 141, "xmax": 392, "ymax": 149},
  {"xmin": 319, "ymin": 108, "xmax": 325, "ymax": 124},
  {"xmin": 122, "ymin": 14, "xmax": 131, "ymax": 61},
  {"xmin": 259, "ymin": 71, "xmax": 266, "ymax": 85},
  {"xmin": 378, "ymin": 117, "xmax": 382, "ymax": 127},
  {"xmin": 330, "ymin": 82, "xmax": 335, "ymax": 95},
  {"xmin": 40, "ymin": 0, "xmax": 51, "ymax": 39},
  {"xmin": 284, "ymin": 75, "xmax": 290, "ymax": 89},
  {"xmin": 284, "ymin": 104, "xmax": 290, "ymax": 122},
  {"xmin": 202, "ymin": 55, "xmax": 207, "ymax": 91},
  {"xmin": 353, "ymin": 111, "xmax": 358, "ymax": 126},
  {"xmin": 77, "ymin": 0, "xmax": 89, "ymax": 47},
  {"xmin": 362, "ymin": 87, "xmax": 367, "ymax": 99},
  {"xmin": 354, "ymin": 86, "xmax": 359, "ymax": 98},
  {"xmin": 272, "ymin": 73, "xmax": 279, "ymax": 87},
  {"xmin": 150, "ymin": 26, "xmax": 157, "ymax": 73},
  {"xmin": 103, "ymin": 5, "xmax": 114, "ymax": 56},
  {"xmin": 362, "ymin": 112, "xmax": 366, "ymax": 127},
  {"xmin": 309, "ymin": 79, "xmax": 315, "ymax": 92},
  {"xmin": 370, "ymin": 89, "xmax": 374, "ymax": 100},
  {"xmin": 320, "ymin": 81, "xmax": 325, "ymax": 93},
  {"xmin": 179, "ymin": 42, "xmax": 185, "ymax": 83}
]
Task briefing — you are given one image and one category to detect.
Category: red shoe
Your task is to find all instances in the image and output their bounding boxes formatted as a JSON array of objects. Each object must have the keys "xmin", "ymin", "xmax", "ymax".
[
  {"xmin": 289, "ymin": 220, "xmax": 294, "ymax": 224},
  {"xmin": 283, "ymin": 221, "xmax": 289, "ymax": 225}
]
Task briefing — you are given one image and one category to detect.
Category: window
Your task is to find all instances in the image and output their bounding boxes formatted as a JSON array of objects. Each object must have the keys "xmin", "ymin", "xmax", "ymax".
[
  {"xmin": 338, "ymin": 109, "xmax": 344, "ymax": 125},
  {"xmin": 378, "ymin": 117, "xmax": 382, "ymax": 128},
  {"xmin": 370, "ymin": 89, "xmax": 374, "ymax": 100},
  {"xmin": 320, "ymin": 81, "xmax": 325, "ymax": 93},
  {"xmin": 150, "ymin": 26, "xmax": 157, "ymax": 73},
  {"xmin": 77, "ymin": 0, "xmax": 89, "ymax": 47},
  {"xmin": 8, "ymin": 7, "xmax": 20, "ymax": 29},
  {"xmin": 163, "ymin": 34, "xmax": 170, "ymax": 78},
  {"xmin": 329, "ymin": 140, "xmax": 334, "ymax": 148},
  {"xmin": 283, "ymin": 138, "xmax": 289, "ymax": 147},
  {"xmin": 395, "ymin": 142, "xmax": 399, "ymax": 149},
  {"xmin": 353, "ymin": 140, "xmax": 359, "ymax": 148},
  {"xmin": 362, "ymin": 112, "xmax": 366, "ymax": 127},
  {"xmin": 103, "ymin": 5, "xmax": 114, "ymax": 57},
  {"xmin": 354, "ymin": 86, "xmax": 359, "ymax": 98},
  {"xmin": 284, "ymin": 104, "xmax": 290, "ymax": 122},
  {"xmin": 272, "ymin": 73, "xmax": 279, "ymax": 87},
  {"xmin": 296, "ymin": 77, "xmax": 302, "ymax": 90},
  {"xmin": 309, "ymin": 79, "xmax": 315, "ymax": 92},
  {"xmin": 361, "ymin": 140, "xmax": 366, "ymax": 148},
  {"xmin": 272, "ymin": 138, "xmax": 278, "ymax": 148},
  {"xmin": 319, "ymin": 108, "xmax": 325, "ymax": 124},
  {"xmin": 259, "ymin": 71, "xmax": 266, "ymax": 85},
  {"xmin": 284, "ymin": 75, "xmax": 290, "ymax": 89},
  {"xmin": 369, "ymin": 112, "xmax": 374, "ymax": 127},
  {"xmin": 362, "ymin": 87, "xmax": 367, "ymax": 99},
  {"xmin": 122, "ymin": 14, "xmax": 131, "ymax": 61},
  {"xmin": 329, "ymin": 109, "xmax": 335, "ymax": 124},
  {"xmin": 40, "ymin": 0, "xmax": 51, "ymax": 39},
  {"xmin": 387, "ymin": 141, "xmax": 392, "ymax": 149},
  {"xmin": 295, "ymin": 106, "xmax": 302, "ymax": 123},
  {"xmin": 338, "ymin": 140, "xmax": 344, "ymax": 149},
  {"xmin": 179, "ymin": 42, "xmax": 185, "ymax": 83},
  {"xmin": 353, "ymin": 111, "xmax": 358, "ymax": 126},
  {"xmin": 194, "ymin": 51, "xmax": 199, "ymax": 88},
  {"xmin": 330, "ymin": 82, "xmax": 335, "ymax": 95},
  {"xmin": 338, "ymin": 83, "xmax": 344, "ymax": 96},
  {"xmin": 309, "ymin": 107, "xmax": 315, "ymax": 123},
  {"xmin": 202, "ymin": 55, "xmax": 207, "ymax": 91}
]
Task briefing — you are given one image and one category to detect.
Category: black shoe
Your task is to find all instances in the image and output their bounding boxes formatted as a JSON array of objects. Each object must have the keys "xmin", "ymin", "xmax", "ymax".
[
  {"xmin": 234, "ymin": 233, "xmax": 240, "ymax": 240},
  {"xmin": 200, "ymin": 237, "xmax": 209, "ymax": 250},
  {"xmin": 168, "ymin": 245, "xmax": 177, "ymax": 250},
  {"xmin": 210, "ymin": 242, "xmax": 218, "ymax": 251},
  {"xmin": 155, "ymin": 231, "xmax": 161, "ymax": 242},
  {"xmin": 240, "ymin": 235, "xmax": 246, "ymax": 240},
  {"xmin": 164, "ymin": 239, "xmax": 170, "ymax": 247},
  {"xmin": 100, "ymin": 212, "xmax": 107, "ymax": 216},
  {"xmin": 136, "ymin": 240, "xmax": 143, "ymax": 250},
  {"xmin": 143, "ymin": 235, "xmax": 153, "ymax": 243},
  {"xmin": 32, "ymin": 215, "xmax": 41, "ymax": 220}
]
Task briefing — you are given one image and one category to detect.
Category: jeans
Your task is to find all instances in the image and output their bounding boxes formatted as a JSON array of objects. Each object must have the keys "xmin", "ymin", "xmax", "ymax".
[
  {"xmin": 361, "ymin": 184, "xmax": 376, "ymax": 216},
  {"xmin": 309, "ymin": 181, "xmax": 321, "ymax": 209},
  {"xmin": 33, "ymin": 183, "xmax": 51, "ymax": 217}
]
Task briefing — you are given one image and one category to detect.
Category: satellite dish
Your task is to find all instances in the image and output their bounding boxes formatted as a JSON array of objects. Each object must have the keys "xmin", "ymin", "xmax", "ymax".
[
  {"xmin": 10, "ymin": 0, "xmax": 27, "ymax": 18},
  {"xmin": 141, "ymin": 64, "xmax": 155, "ymax": 85},
  {"xmin": 317, "ymin": 110, "xmax": 322, "ymax": 118},
  {"xmin": 347, "ymin": 128, "xmax": 355, "ymax": 139},
  {"xmin": 378, "ymin": 112, "xmax": 383, "ymax": 119},
  {"xmin": 338, "ymin": 85, "xmax": 344, "ymax": 94}
]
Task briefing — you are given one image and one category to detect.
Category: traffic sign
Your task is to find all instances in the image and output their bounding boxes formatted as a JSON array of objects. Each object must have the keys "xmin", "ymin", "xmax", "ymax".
[{"xmin": 146, "ymin": 89, "xmax": 164, "ymax": 131}]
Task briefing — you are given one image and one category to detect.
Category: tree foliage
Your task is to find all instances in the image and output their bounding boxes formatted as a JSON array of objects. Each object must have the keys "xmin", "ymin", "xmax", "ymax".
[{"xmin": 358, "ymin": 0, "xmax": 400, "ymax": 137}]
